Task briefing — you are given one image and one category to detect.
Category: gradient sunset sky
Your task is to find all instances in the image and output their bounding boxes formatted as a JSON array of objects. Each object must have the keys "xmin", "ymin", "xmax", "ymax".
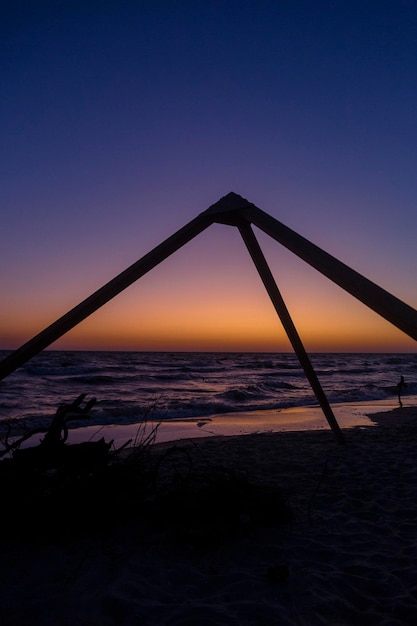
[{"xmin": 1, "ymin": 0, "xmax": 417, "ymax": 353}]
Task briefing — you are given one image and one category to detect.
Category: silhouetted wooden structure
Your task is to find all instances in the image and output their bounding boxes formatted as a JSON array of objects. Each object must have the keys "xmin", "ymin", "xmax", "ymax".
[{"xmin": 2, "ymin": 192, "xmax": 417, "ymax": 443}]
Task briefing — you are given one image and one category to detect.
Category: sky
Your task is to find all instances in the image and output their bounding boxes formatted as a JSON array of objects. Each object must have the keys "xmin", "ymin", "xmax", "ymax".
[{"xmin": 1, "ymin": 0, "xmax": 417, "ymax": 353}]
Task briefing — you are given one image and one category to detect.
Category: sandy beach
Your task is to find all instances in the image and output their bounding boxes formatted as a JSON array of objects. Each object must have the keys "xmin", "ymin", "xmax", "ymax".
[{"xmin": 1, "ymin": 403, "xmax": 417, "ymax": 625}]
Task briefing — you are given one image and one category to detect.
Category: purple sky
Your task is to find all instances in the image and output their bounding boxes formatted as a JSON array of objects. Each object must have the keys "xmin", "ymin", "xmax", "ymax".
[{"xmin": 1, "ymin": 1, "xmax": 417, "ymax": 351}]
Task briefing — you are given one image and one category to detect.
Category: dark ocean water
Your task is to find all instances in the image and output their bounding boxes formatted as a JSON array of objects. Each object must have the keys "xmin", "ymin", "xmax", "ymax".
[{"xmin": 1, "ymin": 351, "xmax": 416, "ymax": 435}]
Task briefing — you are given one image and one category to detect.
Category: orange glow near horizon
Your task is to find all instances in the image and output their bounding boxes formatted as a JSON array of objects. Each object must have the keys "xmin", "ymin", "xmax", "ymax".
[
  {"xmin": 1, "ymin": 226, "xmax": 416, "ymax": 355},
  {"xmin": 2, "ymin": 280, "xmax": 416, "ymax": 353}
]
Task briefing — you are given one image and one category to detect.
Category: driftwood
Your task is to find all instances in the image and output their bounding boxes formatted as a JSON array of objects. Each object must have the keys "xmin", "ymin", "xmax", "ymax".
[
  {"xmin": 0, "ymin": 396, "xmax": 163, "ymax": 541},
  {"xmin": 41, "ymin": 393, "xmax": 97, "ymax": 447},
  {"xmin": 0, "ymin": 393, "xmax": 96, "ymax": 458},
  {"xmin": 8, "ymin": 394, "xmax": 113, "ymax": 473}
]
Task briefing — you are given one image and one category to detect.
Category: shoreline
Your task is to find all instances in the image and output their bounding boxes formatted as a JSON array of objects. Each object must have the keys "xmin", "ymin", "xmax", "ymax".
[{"xmin": 66, "ymin": 396, "xmax": 417, "ymax": 448}]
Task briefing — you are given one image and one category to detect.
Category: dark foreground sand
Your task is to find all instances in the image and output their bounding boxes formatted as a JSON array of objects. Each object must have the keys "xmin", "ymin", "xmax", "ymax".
[{"xmin": 1, "ymin": 406, "xmax": 417, "ymax": 625}]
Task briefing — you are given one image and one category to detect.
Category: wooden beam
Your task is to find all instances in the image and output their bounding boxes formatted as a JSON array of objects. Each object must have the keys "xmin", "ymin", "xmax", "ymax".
[
  {"xmin": 244, "ymin": 204, "xmax": 417, "ymax": 342},
  {"xmin": 0, "ymin": 212, "xmax": 214, "ymax": 381},
  {"xmin": 238, "ymin": 220, "xmax": 345, "ymax": 444}
]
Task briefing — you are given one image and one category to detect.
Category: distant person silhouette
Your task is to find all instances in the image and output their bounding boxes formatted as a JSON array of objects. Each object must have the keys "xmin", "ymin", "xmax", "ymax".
[{"xmin": 397, "ymin": 375, "xmax": 407, "ymax": 408}]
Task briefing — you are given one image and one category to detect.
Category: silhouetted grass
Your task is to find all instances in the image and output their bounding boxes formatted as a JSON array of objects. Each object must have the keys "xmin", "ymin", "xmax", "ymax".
[{"xmin": 0, "ymin": 398, "xmax": 292, "ymax": 545}]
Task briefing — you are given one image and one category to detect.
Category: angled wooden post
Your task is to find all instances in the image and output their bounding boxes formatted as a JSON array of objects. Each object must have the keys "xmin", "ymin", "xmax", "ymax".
[
  {"xmin": 237, "ymin": 220, "xmax": 345, "ymax": 444},
  {"xmin": 0, "ymin": 212, "xmax": 214, "ymax": 381},
  {"xmin": 246, "ymin": 204, "xmax": 417, "ymax": 342}
]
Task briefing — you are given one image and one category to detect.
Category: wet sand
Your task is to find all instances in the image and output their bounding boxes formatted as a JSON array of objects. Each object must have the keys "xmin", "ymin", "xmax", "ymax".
[{"xmin": 66, "ymin": 397, "xmax": 413, "ymax": 447}]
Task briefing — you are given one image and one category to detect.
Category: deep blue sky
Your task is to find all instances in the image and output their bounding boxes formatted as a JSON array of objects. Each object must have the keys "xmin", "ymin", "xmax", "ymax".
[{"xmin": 2, "ymin": 1, "xmax": 417, "ymax": 351}]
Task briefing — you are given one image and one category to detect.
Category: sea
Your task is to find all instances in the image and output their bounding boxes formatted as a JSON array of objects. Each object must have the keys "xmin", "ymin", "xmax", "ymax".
[{"xmin": 1, "ymin": 351, "xmax": 416, "ymax": 440}]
